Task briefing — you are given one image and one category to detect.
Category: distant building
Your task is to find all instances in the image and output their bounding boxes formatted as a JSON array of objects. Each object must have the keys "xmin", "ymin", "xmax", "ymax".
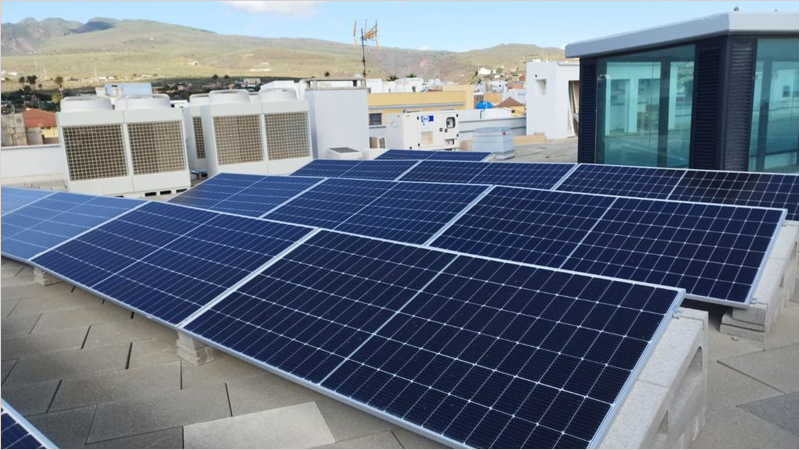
[
  {"xmin": 102, "ymin": 83, "xmax": 154, "ymax": 99},
  {"xmin": 526, "ymin": 61, "xmax": 579, "ymax": 140},
  {"xmin": 497, "ymin": 97, "xmax": 525, "ymax": 117},
  {"xmin": 1, "ymin": 113, "xmax": 27, "ymax": 147},
  {"xmin": 21, "ymin": 108, "xmax": 59, "ymax": 144},
  {"xmin": 242, "ymin": 78, "xmax": 261, "ymax": 87},
  {"xmin": 367, "ymin": 85, "xmax": 474, "ymax": 126},
  {"xmin": 567, "ymin": 11, "xmax": 799, "ymax": 172}
]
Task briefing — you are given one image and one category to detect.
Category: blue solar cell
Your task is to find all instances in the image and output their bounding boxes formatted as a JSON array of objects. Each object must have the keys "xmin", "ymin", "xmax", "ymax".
[
  {"xmin": 338, "ymin": 160, "xmax": 419, "ymax": 181},
  {"xmin": 1, "ymin": 192, "xmax": 143, "ymax": 261},
  {"xmin": 266, "ymin": 178, "xmax": 490, "ymax": 244},
  {"xmin": 182, "ymin": 230, "xmax": 681, "ymax": 449},
  {"xmin": 334, "ymin": 182, "xmax": 488, "ymax": 244},
  {"xmin": 670, "ymin": 171, "xmax": 799, "ymax": 222},
  {"xmin": 555, "ymin": 165, "xmax": 685, "ymax": 199},
  {"xmin": 376, "ymin": 150, "xmax": 491, "ymax": 161},
  {"xmin": 266, "ymin": 179, "xmax": 397, "ymax": 229},
  {"xmin": 292, "ymin": 160, "xmax": 361, "ymax": 178},
  {"xmin": 1, "ymin": 188, "xmax": 54, "ymax": 216},
  {"xmin": 469, "ymin": 163, "xmax": 575, "ymax": 189},
  {"xmin": 32, "ymin": 202, "xmax": 313, "ymax": 324},
  {"xmin": 170, "ymin": 174, "xmax": 322, "ymax": 217},
  {"xmin": 433, "ymin": 188, "xmax": 615, "ymax": 267},
  {"xmin": 2, "ymin": 400, "xmax": 56, "ymax": 449},
  {"xmin": 399, "ymin": 161, "xmax": 489, "ymax": 184},
  {"xmin": 432, "ymin": 186, "xmax": 783, "ymax": 305},
  {"xmin": 561, "ymin": 198, "xmax": 785, "ymax": 305}
]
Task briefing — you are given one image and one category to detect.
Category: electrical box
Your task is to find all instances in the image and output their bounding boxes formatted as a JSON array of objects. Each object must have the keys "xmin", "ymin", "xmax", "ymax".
[{"xmin": 385, "ymin": 111, "xmax": 460, "ymax": 151}]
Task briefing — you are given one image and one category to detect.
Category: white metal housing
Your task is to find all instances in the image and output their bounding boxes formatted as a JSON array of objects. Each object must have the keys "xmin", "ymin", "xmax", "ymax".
[
  {"xmin": 305, "ymin": 83, "xmax": 369, "ymax": 159},
  {"xmin": 201, "ymin": 90, "xmax": 268, "ymax": 176},
  {"xmin": 184, "ymin": 94, "xmax": 210, "ymax": 172},
  {"xmin": 384, "ymin": 111, "xmax": 460, "ymax": 151},
  {"xmin": 259, "ymin": 89, "xmax": 314, "ymax": 174}
]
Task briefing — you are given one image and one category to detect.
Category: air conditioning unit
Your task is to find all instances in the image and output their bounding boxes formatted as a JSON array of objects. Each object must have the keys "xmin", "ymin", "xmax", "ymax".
[
  {"xmin": 258, "ymin": 88, "xmax": 313, "ymax": 174},
  {"xmin": 57, "ymin": 96, "xmax": 134, "ymax": 195},
  {"xmin": 201, "ymin": 89, "xmax": 267, "ymax": 176},
  {"xmin": 117, "ymin": 94, "xmax": 191, "ymax": 195},
  {"xmin": 304, "ymin": 79, "xmax": 369, "ymax": 159},
  {"xmin": 183, "ymin": 93, "xmax": 210, "ymax": 172},
  {"xmin": 385, "ymin": 111, "xmax": 460, "ymax": 151}
]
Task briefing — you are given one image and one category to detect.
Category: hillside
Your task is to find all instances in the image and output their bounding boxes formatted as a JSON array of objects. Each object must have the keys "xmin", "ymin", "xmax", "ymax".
[{"xmin": 1, "ymin": 18, "xmax": 565, "ymax": 89}]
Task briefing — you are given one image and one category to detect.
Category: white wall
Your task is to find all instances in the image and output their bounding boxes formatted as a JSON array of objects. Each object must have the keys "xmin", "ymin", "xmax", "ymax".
[
  {"xmin": 526, "ymin": 61, "xmax": 579, "ymax": 139},
  {"xmin": 369, "ymin": 116, "xmax": 527, "ymax": 141},
  {"xmin": 1, "ymin": 144, "xmax": 65, "ymax": 184},
  {"xmin": 306, "ymin": 89, "xmax": 370, "ymax": 157}
]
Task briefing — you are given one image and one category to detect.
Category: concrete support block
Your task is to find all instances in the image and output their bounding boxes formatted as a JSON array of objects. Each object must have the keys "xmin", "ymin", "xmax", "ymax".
[
  {"xmin": 602, "ymin": 308, "xmax": 708, "ymax": 449},
  {"xmin": 176, "ymin": 333, "xmax": 219, "ymax": 367},
  {"xmin": 723, "ymin": 223, "xmax": 798, "ymax": 341},
  {"xmin": 33, "ymin": 267, "xmax": 61, "ymax": 286}
]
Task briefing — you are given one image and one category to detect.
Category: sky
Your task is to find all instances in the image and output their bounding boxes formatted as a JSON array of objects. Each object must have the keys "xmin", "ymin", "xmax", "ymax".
[{"xmin": 2, "ymin": 1, "xmax": 798, "ymax": 52}]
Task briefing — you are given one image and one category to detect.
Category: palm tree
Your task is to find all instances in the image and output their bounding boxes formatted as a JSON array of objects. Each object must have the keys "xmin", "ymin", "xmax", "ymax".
[
  {"xmin": 26, "ymin": 75, "xmax": 38, "ymax": 90},
  {"xmin": 54, "ymin": 76, "xmax": 64, "ymax": 91},
  {"xmin": 387, "ymin": 75, "xmax": 398, "ymax": 81},
  {"xmin": 211, "ymin": 74, "xmax": 219, "ymax": 85},
  {"xmin": 223, "ymin": 74, "xmax": 229, "ymax": 80},
  {"xmin": 18, "ymin": 76, "xmax": 25, "ymax": 88},
  {"xmin": 406, "ymin": 73, "xmax": 417, "ymax": 78}
]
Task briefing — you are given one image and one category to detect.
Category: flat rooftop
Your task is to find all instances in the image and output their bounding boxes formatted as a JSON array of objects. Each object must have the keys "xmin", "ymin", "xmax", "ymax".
[{"xmin": 566, "ymin": 11, "xmax": 800, "ymax": 58}]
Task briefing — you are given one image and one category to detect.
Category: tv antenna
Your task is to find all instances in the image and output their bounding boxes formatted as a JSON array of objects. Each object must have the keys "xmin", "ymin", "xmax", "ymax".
[{"xmin": 353, "ymin": 20, "xmax": 379, "ymax": 78}]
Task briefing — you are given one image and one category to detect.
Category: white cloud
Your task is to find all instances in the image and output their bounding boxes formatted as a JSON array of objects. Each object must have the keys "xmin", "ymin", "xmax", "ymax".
[{"xmin": 223, "ymin": 1, "xmax": 326, "ymax": 18}]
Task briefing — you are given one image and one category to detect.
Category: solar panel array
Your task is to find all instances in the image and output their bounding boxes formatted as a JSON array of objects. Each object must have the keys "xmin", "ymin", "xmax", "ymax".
[
  {"xmin": 2, "ymin": 400, "xmax": 57, "ymax": 449},
  {"xmin": 291, "ymin": 159, "xmax": 419, "ymax": 180},
  {"xmin": 1, "ymin": 192, "xmax": 143, "ymax": 261},
  {"xmin": 1, "ymin": 188, "xmax": 54, "ymax": 216},
  {"xmin": 556, "ymin": 165, "xmax": 800, "ymax": 222},
  {"xmin": 182, "ymin": 230, "xmax": 682, "ymax": 449},
  {"xmin": 169, "ymin": 173, "xmax": 322, "ymax": 217},
  {"xmin": 432, "ymin": 186, "xmax": 784, "ymax": 306},
  {"xmin": 376, "ymin": 150, "xmax": 491, "ymax": 162},
  {"xmin": 32, "ymin": 202, "xmax": 312, "ymax": 324},
  {"xmin": 265, "ymin": 179, "xmax": 489, "ymax": 244},
  {"xmin": 401, "ymin": 161, "xmax": 577, "ymax": 190}
]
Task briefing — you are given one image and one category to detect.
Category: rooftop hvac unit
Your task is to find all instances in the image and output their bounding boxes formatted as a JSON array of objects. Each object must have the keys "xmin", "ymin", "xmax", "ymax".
[
  {"xmin": 183, "ymin": 94, "xmax": 210, "ymax": 172},
  {"xmin": 201, "ymin": 89, "xmax": 268, "ymax": 176},
  {"xmin": 385, "ymin": 111, "xmax": 460, "ymax": 151},
  {"xmin": 117, "ymin": 94, "xmax": 191, "ymax": 195},
  {"xmin": 58, "ymin": 96, "xmax": 134, "ymax": 195},
  {"xmin": 258, "ymin": 88, "xmax": 313, "ymax": 174}
]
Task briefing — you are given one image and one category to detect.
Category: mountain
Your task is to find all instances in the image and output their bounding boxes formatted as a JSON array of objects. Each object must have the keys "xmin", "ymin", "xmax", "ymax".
[{"xmin": 1, "ymin": 18, "xmax": 565, "ymax": 87}]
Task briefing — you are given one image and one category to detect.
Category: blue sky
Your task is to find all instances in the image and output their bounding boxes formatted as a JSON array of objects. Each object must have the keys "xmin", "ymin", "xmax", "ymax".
[{"xmin": 3, "ymin": 1, "xmax": 798, "ymax": 52}]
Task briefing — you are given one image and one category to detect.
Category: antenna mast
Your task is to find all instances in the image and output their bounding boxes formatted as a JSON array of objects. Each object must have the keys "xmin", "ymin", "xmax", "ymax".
[{"xmin": 353, "ymin": 20, "xmax": 379, "ymax": 78}]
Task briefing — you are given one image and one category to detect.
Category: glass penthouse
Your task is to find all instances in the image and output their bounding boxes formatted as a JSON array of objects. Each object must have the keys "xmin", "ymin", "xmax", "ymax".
[{"xmin": 566, "ymin": 12, "xmax": 799, "ymax": 173}]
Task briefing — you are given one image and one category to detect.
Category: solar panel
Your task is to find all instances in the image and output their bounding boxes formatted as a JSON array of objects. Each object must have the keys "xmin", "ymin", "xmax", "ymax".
[
  {"xmin": 291, "ymin": 160, "xmax": 361, "ymax": 178},
  {"xmin": 291, "ymin": 160, "xmax": 419, "ymax": 181},
  {"xmin": 561, "ymin": 198, "xmax": 785, "ymax": 305},
  {"xmin": 265, "ymin": 179, "xmax": 489, "ymax": 244},
  {"xmin": 670, "ymin": 171, "xmax": 800, "ymax": 222},
  {"xmin": 32, "ymin": 202, "xmax": 313, "ymax": 325},
  {"xmin": 554, "ymin": 165, "xmax": 685, "ymax": 199},
  {"xmin": 469, "ymin": 163, "xmax": 576, "ymax": 190},
  {"xmin": 555, "ymin": 165, "xmax": 800, "ymax": 222},
  {"xmin": 181, "ymin": 230, "xmax": 682, "ymax": 449},
  {"xmin": 170, "ymin": 173, "xmax": 322, "ymax": 217},
  {"xmin": 1, "ymin": 187, "xmax": 54, "ymax": 216},
  {"xmin": 337, "ymin": 160, "xmax": 419, "ymax": 181},
  {"xmin": 433, "ymin": 187, "xmax": 784, "ymax": 306},
  {"xmin": 2, "ymin": 400, "xmax": 57, "ymax": 449},
  {"xmin": 399, "ymin": 161, "xmax": 489, "ymax": 184},
  {"xmin": 1, "ymin": 192, "xmax": 143, "ymax": 261},
  {"xmin": 432, "ymin": 188, "xmax": 616, "ymax": 267},
  {"xmin": 377, "ymin": 150, "xmax": 491, "ymax": 162}
]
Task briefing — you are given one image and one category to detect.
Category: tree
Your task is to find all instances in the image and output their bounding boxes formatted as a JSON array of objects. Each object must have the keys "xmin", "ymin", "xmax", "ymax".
[
  {"xmin": 54, "ymin": 76, "xmax": 64, "ymax": 91},
  {"xmin": 387, "ymin": 75, "xmax": 398, "ymax": 81},
  {"xmin": 406, "ymin": 73, "xmax": 417, "ymax": 78},
  {"xmin": 26, "ymin": 75, "xmax": 37, "ymax": 90},
  {"xmin": 211, "ymin": 74, "xmax": 219, "ymax": 85},
  {"xmin": 51, "ymin": 91, "xmax": 63, "ymax": 107},
  {"xmin": 223, "ymin": 74, "xmax": 230, "ymax": 80},
  {"xmin": 324, "ymin": 71, "xmax": 331, "ymax": 77},
  {"xmin": 18, "ymin": 76, "xmax": 25, "ymax": 88}
]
